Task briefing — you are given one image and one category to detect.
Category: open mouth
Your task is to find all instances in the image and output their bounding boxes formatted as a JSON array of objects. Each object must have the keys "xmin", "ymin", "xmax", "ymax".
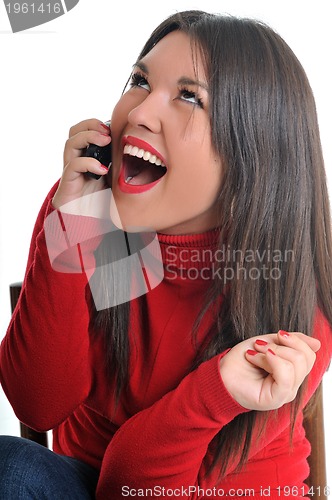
[{"xmin": 122, "ymin": 144, "xmax": 167, "ymax": 186}]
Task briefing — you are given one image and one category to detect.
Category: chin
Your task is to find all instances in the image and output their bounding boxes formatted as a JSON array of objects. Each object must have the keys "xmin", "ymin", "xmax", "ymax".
[{"xmin": 109, "ymin": 203, "xmax": 156, "ymax": 234}]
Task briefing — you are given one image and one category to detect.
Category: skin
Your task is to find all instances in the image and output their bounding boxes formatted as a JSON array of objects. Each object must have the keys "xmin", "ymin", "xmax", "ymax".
[
  {"xmin": 52, "ymin": 31, "xmax": 320, "ymax": 412},
  {"xmin": 109, "ymin": 31, "xmax": 222, "ymax": 235}
]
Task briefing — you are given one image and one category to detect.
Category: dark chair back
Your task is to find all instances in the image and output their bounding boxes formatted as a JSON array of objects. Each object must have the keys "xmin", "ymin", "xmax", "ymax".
[{"xmin": 9, "ymin": 282, "xmax": 48, "ymax": 448}]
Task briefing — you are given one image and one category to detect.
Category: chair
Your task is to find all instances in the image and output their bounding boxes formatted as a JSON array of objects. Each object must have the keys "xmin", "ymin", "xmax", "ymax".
[
  {"xmin": 9, "ymin": 282, "xmax": 328, "ymax": 498},
  {"xmin": 9, "ymin": 282, "xmax": 48, "ymax": 448},
  {"xmin": 303, "ymin": 383, "xmax": 328, "ymax": 498}
]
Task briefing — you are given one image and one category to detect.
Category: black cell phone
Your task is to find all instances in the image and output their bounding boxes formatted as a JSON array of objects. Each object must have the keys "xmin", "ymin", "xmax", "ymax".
[
  {"xmin": 84, "ymin": 142, "xmax": 112, "ymax": 179},
  {"xmin": 84, "ymin": 121, "xmax": 112, "ymax": 180}
]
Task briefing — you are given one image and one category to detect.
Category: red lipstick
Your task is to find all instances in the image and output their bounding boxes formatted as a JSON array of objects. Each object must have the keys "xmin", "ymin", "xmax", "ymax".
[{"xmin": 117, "ymin": 136, "xmax": 167, "ymax": 194}]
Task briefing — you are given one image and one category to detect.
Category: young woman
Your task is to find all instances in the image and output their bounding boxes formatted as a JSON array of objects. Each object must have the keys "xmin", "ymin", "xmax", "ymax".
[{"xmin": 1, "ymin": 10, "xmax": 331, "ymax": 500}]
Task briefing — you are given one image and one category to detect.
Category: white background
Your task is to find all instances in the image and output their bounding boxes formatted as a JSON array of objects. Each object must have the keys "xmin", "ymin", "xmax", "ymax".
[{"xmin": 0, "ymin": 0, "xmax": 331, "ymax": 488}]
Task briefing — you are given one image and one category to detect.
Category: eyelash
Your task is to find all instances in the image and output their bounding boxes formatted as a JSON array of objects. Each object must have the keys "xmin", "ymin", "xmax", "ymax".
[
  {"xmin": 129, "ymin": 72, "xmax": 204, "ymax": 109},
  {"xmin": 130, "ymin": 72, "xmax": 149, "ymax": 90},
  {"xmin": 178, "ymin": 87, "xmax": 204, "ymax": 108}
]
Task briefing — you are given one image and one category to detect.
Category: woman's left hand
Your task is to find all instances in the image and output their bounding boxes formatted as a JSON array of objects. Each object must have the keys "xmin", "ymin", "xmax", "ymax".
[{"xmin": 219, "ymin": 330, "xmax": 321, "ymax": 411}]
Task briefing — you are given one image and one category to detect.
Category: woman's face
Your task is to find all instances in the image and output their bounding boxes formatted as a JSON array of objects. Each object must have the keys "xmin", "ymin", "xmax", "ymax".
[{"xmin": 110, "ymin": 30, "xmax": 223, "ymax": 234}]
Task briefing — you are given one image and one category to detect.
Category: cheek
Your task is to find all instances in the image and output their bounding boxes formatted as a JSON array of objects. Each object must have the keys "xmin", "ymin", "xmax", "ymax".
[
  {"xmin": 111, "ymin": 92, "xmax": 144, "ymax": 130},
  {"xmin": 180, "ymin": 171, "xmax": 221, "ymax": 207},
  {"xmin": 173, "ymin": 144, "xmax": 222, "ymax": 195},
  {"xmin": 110, "ymin": 99, "xmax": 127, "ymax": 135}
]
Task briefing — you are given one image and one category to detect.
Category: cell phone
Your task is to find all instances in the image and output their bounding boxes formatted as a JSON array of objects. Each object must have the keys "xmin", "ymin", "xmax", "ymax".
[{"xmin": 84, "ymin": 122, "xmax": 112, "ymax": 180}]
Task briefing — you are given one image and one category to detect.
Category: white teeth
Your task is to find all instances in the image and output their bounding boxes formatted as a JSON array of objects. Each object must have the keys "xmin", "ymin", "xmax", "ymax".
[
  {"xmin": 123, "ymin": 144, "xmax": 165, "ymax": 167},
  {"xmin": 143, "ymin": 151, "xmax": 150, "ymax": 161},
  {"xmin": 125, "ymin": 176, "xmax": 133, "ymax": 183}
]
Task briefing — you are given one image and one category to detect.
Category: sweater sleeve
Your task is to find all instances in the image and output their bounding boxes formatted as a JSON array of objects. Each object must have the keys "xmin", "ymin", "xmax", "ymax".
[
  {"xmin": 96, "ymin": 353, "xmax": 249, "ymax": 499},
  {"xmin": 0, "ymin": 182, "xmax": 111, "ymax": 431},
  {"xmin": 96, "ymin": 310, "xmax": 332, "ymax": 500}
]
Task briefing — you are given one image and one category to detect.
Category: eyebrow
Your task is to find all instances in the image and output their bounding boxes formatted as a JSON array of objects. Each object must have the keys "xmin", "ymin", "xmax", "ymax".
[{"xmin": 133, "ymin": 61, "xmax": 208, "ymax": 91}]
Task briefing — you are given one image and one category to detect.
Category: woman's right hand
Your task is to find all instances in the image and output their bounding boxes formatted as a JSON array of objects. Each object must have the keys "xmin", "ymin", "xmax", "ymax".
[{"xmin": 52, "ymin": 118, "xmax": 112, "ymax": 210}]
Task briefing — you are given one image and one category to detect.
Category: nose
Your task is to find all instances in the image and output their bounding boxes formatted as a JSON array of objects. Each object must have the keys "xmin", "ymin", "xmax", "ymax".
[{"xmin": 127, "ymin": 92, "xmax": 163, "ymax": 134}]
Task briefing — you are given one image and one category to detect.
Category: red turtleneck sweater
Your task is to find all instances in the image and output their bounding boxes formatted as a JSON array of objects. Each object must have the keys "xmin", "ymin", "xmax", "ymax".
[{"xmin": 1, "ymin": 182, "xmax": 331, "ymax": 499}]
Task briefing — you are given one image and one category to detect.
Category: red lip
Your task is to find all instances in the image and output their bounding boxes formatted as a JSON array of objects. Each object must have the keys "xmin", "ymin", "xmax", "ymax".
[{"xmin": 117, "ymin": 136, "xmax": 166, "ymax": 194}]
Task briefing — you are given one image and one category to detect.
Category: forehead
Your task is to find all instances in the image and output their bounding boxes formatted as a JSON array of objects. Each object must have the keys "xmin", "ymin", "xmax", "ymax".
[{"xmin": 139, "ymin": 30, "xmax": 205, "ymax": 78}]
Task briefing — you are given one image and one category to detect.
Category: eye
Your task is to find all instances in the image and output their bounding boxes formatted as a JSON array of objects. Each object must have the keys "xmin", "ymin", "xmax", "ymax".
[
  {"xmin": 130, "ymin": 72, "xmax": 150, "ymax": 92},
  {"xmin": 178, "ymin": 87, "xmax": 204, "ymax": 108}
]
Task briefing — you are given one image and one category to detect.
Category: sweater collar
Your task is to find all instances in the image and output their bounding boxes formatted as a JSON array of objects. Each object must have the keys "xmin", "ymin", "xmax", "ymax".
[{"xmin": 157, "ymin": 229, "xmax": 220, "ymax": 272}]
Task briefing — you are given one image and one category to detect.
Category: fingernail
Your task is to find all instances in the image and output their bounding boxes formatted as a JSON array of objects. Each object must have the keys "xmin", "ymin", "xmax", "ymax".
[
  {"xmin": 268, "ymin": 348, "xmax": 276, "ymax": 355},
  {"xmin": 100, "ymin": 133, "xmax": 110, "ymax": 137},
  {"xmin": 100, "ymin": 123, "xmax": 110, "ymax": 132},
  {"xmin": 247, "ymin": 349, "xmax": 258, "ymax": 356},
  {"xmin": 99, "ymin": 164, "xmax": 109, "ymax": 171},
  {"xmin": 278, "ymin": 330, "xmax": 290, "ymax": 338},
  {"xmin": 255, "ymin": 339, "xmax": 268, "ymax": 346}
]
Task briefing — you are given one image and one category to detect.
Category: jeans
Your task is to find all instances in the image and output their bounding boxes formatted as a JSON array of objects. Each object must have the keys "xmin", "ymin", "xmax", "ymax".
[{"xmin": 0, "ymin": 435, "xmax": 99, "ymax": 499}]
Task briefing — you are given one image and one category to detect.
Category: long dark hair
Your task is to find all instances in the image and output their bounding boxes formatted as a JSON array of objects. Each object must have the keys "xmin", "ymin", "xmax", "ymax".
[{"xmin": 92, "ymin": 11, "xmax": 332, "ymax": 478}]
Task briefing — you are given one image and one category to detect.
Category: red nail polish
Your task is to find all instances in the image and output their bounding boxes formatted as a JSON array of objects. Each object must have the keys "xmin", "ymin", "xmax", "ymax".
[
  {"xmin": 278, "ymin": 330, "xmax": 290, "ymax": 338},
  {"xmin": 255, "ymin": 339, "xmax": 268, "ymax": 346},
  {"xmin": 247, "ymin": 349, "xmax": 258, "ymax": 356},
  {"xmin": 100, "ymin": 123, "xmax": 110, "ymax": 132},
  {"xmin": 268, "ymin": 348, "xmax": 276, "ymax": 355}
]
